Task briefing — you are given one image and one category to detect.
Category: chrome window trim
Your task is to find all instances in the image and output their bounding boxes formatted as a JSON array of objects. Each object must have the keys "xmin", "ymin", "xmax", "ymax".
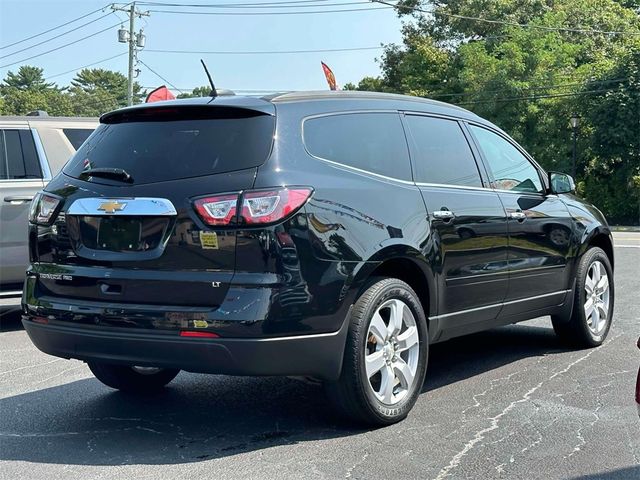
[
  {"xmin": 305, "ymin": 154, "xmax": 416, "ymax": 186},
  {"xmin": 464, "ymin": 121, "xmax": 547, "ymax": 194},
  {"xmin": 490, "ymin": 188, "xmax": 547, "ymax": 197},
  {"xmin": 0, "ymin": 179, "xmax": 43, "ymax": 184},
  {"xmin": 67, "ymin": 197, "xmax": 177, "ymax": 216},
  {"xmin": 31, "ymin": 128, "xmax": 52, "ymax": 181},
  {"xmin": 301, "ymin": 110, "xmax": 415, "ymax": 185},
  {"xmin": 401, "ymin": 111, "xmax": 487, "ymax": 188},
  {"xmin": 414, "ymin": 181, "xmax": 495, "ymax": 192},
  {"xmin": 299, "ymin": 110, "xmax": 545, "ymax": 195}
]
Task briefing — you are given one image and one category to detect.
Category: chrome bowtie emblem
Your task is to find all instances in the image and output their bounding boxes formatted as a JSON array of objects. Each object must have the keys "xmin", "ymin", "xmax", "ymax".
[{"xmin": 98, "ymin": 201, "xmax": 127, "ymax": 214}]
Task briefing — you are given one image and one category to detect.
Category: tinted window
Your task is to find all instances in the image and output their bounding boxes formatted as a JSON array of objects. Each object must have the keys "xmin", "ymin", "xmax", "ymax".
[
  {"xmin": 0, "ymin": 129, "xmax": 42, "ymax": 180},
  {"xmin": 470, "ymin": 125, "xmax": 543, "ymax": 193},
  {"xmin": 406, "ymin": 115, "xmax": 482, "ymax": 187},
  {"xmin": 64, "ymin": 108, "xmax": 275, "ymax": 184},
  {"xmin": 63, "ymin": 128, "xmax": 94, "ymax": 150},
  {"xmin": 303, "ymin": 112, "xmax": 411, "ymax": 180}
]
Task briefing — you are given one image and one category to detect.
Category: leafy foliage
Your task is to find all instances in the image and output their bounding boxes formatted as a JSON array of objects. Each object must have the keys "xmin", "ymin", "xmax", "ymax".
[
  {"xmin": 177, "ymin": 86, "xmax": 212, "ymax": 98},
  {"xmin": 3, "ymin": 66, "xmax": 58, "ymax": 91},
  {"xmin": 349, "ymin": 0, "xmax": 640, "ymax": 224},
  {"xmin": 0, "ymin": 67, "xmax": 144, "ymax": 117}
]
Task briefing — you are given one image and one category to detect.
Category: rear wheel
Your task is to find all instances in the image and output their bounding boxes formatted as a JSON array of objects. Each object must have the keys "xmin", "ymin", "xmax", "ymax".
[
  {"xmin": 326, "ymin": 277, "xmax": 428, "ymax": 425},
  {"xmin": 551, "ymin": 247, "xmax": 614, "ymax": 347},
  {"xmin": 88, "ymin": 362, "xmax": 180, "ymax": 393}
]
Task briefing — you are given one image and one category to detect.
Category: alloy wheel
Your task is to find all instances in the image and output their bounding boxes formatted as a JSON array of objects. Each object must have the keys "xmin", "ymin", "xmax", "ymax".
[
  {"xmin": 365, "ymin": 298, "xmax": 420, "ymax": 405},
  {"xmin": 584, "ymin": 260, "xmax": 610, "ymax": 336}
]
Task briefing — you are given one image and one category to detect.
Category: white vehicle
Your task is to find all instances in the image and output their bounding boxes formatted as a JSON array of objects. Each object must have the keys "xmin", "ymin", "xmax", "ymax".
[{"xmin": 0, "ymin": 112, "xmax": 97, "ymax": 305}]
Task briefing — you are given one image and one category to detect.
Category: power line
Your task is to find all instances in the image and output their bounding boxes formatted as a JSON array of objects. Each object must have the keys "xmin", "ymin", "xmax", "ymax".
[
  {"xmin": 0, "ymin": 22, "xmax": 121, "ymax": 69},
  {"xmin": 0, "ymin": 4, "xmax": 118, "ymax": 50},
  {"xmin": 430, "ymin": 78, "xmax": 630, "ymax": 100},
  {"xmin": 372, "ymin": 0, "xmax": 640, "ymax": 36},
  {"xmin": 0, "ymin": 12, "xmax": 117, "ymax": 60},
  {"xmin": 148, "ymin": 5, "xmax": 390, "ymax": 14},
  {"xmin": 137, "ymin": 58, "xmax": 184, "ymax": 93},
  {"xmin": 139, "ymin": 1, "xmax": 370, "ymax": 8},
  {"xmin": 45, "ymin": 52, "xmax": 129, "ymax": 80},
  {"xmin": 138, "ymin": 0, "xmax": 330, "ymax": 5},
  {"xmin": 457, "ymin": 88, "xmax": 630, "ymax": 106},
  {"xmin": 145, "ymin": 45, "xmax": 383, "ymax": 54}
]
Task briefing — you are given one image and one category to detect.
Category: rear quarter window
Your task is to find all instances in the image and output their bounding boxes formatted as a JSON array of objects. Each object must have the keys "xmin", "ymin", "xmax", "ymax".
[
  {"xmin": 303, "ymin": 112, "xmax": 412, "ymax": 181},
  {"xmin": 0, "ymin": 129, "xmax": 42, "ymax": 180},
  {"xmin": 63, "ymin": 128, "xmax": 94, "ymax": 150}
]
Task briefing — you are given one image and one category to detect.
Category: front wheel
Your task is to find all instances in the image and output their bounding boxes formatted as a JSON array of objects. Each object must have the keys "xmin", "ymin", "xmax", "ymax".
[
  {"xmin": 88, "ymin": 362, "xmax": 180, "ymax": 393},
  {"xmin": 551, "ymin": 247, "xmax": 614, "ymax": 347},
  {"xmin": 326, "ymin": 277, "xmax": 429, "ymax": 426}
]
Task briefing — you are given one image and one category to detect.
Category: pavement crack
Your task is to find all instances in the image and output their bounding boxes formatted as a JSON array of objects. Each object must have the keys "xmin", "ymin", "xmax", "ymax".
[
  {"xmin": 0, "ymin": 358, "xmax": 62, "ymax": 377},
  {"xmin": 344, "ymin": 451, "xmax": 369, "ymax": 479},
  {"xmin": 432, "ymin": 345, "xmax": 603, "ymax": 480}
]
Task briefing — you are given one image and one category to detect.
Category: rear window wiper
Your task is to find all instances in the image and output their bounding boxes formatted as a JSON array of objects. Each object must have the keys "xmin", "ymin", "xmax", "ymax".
[{"xmin": 81, "ymin": 167, "xmax": 133, "ymax": 183}]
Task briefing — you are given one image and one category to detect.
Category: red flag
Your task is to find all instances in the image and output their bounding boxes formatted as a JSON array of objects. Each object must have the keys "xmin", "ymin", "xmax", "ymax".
[
  {"xmin": 321, "ymin": 62, "xmax": 338, "ymax": 91},
  {"xmin": 145, "ymin": 85, "xmax": 176, "ymax": 103}
]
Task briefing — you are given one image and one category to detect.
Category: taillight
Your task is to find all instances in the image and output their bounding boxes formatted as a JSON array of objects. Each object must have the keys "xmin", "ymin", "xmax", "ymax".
[
  {"xmin": 180, "ymin": 331, "xmax": 220, "ymax": 338},
  {"xmin": 28, "ymin": 192, "xmax": 61, "ymax": 225},
  {"xmin": 240, "ymin": 188, "xmax": 312, "ymax": 225},
  {"xmin": 192, "ymin": 187, "xmax": 312, "ymax": 227},
  {"xmin": 193, "ymin": 193, "xmax": 239, "ymax": 226}
]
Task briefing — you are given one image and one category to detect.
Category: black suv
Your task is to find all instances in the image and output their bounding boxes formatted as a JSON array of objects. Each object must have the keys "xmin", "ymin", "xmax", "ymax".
[{"xmin": 23, "ymin": 91, "xmax": 614, "ymax": 425}]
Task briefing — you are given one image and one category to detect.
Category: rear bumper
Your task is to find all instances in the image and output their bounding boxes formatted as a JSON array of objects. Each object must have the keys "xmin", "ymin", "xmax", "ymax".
[{"xmin": 22, "ymin": 316, "xmax": 349, "ymax": 380}]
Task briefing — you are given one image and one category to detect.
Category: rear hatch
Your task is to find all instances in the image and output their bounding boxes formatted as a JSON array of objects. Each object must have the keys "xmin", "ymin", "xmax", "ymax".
[{"xmin": 36, "ymin": 100, "xmax": 275, "ymax": 308}]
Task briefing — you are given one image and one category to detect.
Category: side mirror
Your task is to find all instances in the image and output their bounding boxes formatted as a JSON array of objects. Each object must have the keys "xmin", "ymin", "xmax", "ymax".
[{"xmin": 549, "ymin": 172, "xmax": 575, "ymax": 194}]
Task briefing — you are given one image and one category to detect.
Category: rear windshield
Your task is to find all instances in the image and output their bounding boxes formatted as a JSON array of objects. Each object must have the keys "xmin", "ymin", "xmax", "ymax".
[{"xmin": 63, "ymin": 107, "xmax": 275, "ymax": 184}]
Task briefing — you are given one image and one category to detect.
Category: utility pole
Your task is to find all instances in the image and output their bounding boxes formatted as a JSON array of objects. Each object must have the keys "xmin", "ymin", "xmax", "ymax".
[{"xmin": 113, "ymin": 2, "xmax": 149, "ymax": 106}]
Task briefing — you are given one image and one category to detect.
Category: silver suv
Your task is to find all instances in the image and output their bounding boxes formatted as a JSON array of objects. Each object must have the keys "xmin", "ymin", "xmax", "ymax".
[{"xmin": 0, "ymin": 113, "xmax": 97, "ymax": 304}]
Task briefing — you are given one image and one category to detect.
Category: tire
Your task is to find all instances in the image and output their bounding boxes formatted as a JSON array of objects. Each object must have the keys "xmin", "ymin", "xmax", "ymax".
[
  {"xmin": 551, "ymin": 247, "xmax": 614, "ymax": 348},
  {"xmin": 88, "ymin": 362, "xmax": 180, "ymax": 393},
  {"xmin": 326, "ymin": 277, "xmax": 429, "ymax": 426}
]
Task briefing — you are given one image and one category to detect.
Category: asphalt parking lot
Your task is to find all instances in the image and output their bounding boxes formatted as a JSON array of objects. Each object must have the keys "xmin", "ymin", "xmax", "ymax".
[{"xmin": 1, "ymin": 233, "xmax": 638, "ymax": 480}]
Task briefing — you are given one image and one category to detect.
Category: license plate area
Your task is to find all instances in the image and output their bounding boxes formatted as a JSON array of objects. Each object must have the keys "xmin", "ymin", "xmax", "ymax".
[
  {"xmin": 96, "ymin": 217, "xmax": 142, "ymax": 252},
  {"xmin": 73, "ymin": 216, "xmax": 168, "ymax": 253}
]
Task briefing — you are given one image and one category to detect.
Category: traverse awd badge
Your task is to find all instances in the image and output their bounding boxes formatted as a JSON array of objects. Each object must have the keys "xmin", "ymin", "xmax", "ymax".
[{"xmin": 98, "ymin": 201, "xmax": 127, "ymax": 214}]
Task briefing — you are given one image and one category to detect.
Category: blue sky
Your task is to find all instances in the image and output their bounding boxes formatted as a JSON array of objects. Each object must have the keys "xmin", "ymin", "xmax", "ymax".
[{"xmin": 0, "ymin": 0, "xmax": 404, "ymax": 94}]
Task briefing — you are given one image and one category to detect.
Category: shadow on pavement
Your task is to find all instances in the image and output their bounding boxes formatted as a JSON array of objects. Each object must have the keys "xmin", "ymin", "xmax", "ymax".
[
  {"xmin": 0, "ymin": 322, "xmax": 569, "ymax": 466},
  {"xmin": 424, "ymin": 322, "xmax": 567, "ymax": 392},
  {"xmin": 0, "ymin": 307, "xmax": 23, "ymax": 332},
  {"xmin": 571, "ymin": 466, "xmax": 640, "ymax": 479}
]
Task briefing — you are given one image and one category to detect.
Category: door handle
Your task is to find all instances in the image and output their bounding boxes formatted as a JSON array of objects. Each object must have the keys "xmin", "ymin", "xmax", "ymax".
[
  {"xmin": 433, "ymin": 210, "xmax": 455, "ymax": 221},
  {"xmin": 509, "ymin": 211, "xmax": 527, "ymax": 221},
  {"xmin": 4, "ymin": 195, "xmax": 33, "ymax": 204}
]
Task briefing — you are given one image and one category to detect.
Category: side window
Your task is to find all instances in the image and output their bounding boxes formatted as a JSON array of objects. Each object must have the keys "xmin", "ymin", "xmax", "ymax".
[
  {"xmin": 469, "ymin": 125, "xmax": 543, "ymax": 194},
  {"xmin": 0, "ymin": 129, "xmax": 42, "ymax": 180},
  {"xmin": 406, "ymin": 115, "xmax": 482, "ymax": 187},
  {"xmin": 303, "ymin": 112, "xmax": 412, "ymax": 180},
  {"xmin": 63, "ymin": 128, "xmax": 94, "ymax": 150}
]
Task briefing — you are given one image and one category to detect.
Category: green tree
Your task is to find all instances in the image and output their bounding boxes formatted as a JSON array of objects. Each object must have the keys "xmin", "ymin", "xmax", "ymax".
[
  {"xmin": 0, "ymin": 66, "xmax": 73, "ymax": 115},
  {"xmin": 177, "ymin": 86, "xmax": 212, "ymax": 98},
  {"xmin": 0, "ymin": 88, "xmax": 73, "ymax": 116},
  {"xmin": 1, "ymin": 66, "xmax": 57, "ymax": 91},
  {"xmin": 68, "ymin": 68, "xmax": 142, "ymax": 115},
  {"xmin": 349, "ymin": 0, "xmax": 640, "ymax": 223},
  {"xmin": 581, "ymin": 49, "xmax": 640, "ymax": 224}
]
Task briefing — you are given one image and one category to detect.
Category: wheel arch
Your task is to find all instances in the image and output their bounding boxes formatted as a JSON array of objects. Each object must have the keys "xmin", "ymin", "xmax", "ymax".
[
  {"xmin": 579, "ymin": 228, "xmax": 614, "ymax": 271},
  {"xmin": 350, "ymin": 246, "xmax": 436, "ymax": 320}
]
